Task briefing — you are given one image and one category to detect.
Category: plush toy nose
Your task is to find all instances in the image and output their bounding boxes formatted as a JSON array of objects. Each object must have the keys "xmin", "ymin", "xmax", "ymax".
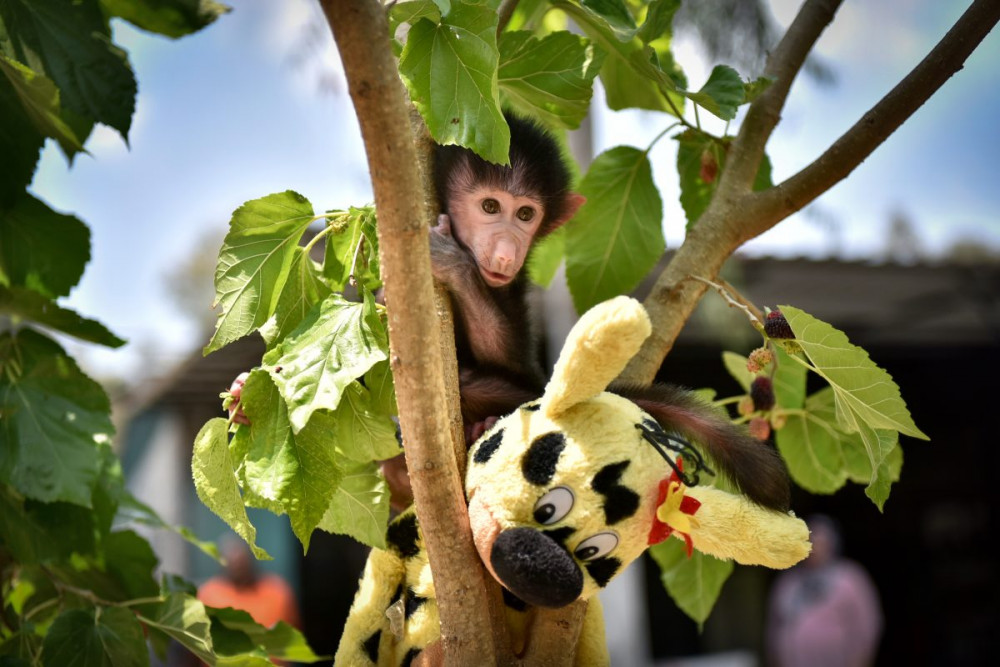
[{"xmin": 490, "ymin": 527, "xmax": 583, "ymax": 608}]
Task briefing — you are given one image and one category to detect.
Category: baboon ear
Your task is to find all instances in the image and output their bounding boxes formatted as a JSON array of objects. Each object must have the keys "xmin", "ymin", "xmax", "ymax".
[{"xmin": 544, "ymin": 192, "xmax": 587, "ymax": 233}]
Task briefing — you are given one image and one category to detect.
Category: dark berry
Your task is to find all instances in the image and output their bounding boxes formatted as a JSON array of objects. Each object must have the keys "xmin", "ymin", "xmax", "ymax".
[
  {"xmin": 750, "ymin": 376, "xmax": 776, "ymax": 412},
  {"xmin": 764, "ymin": 310, "xmax": 794, "ymax": 339}
]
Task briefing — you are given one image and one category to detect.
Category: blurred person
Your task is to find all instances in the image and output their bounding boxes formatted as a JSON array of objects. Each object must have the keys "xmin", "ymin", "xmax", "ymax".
[
  {"xmin": 196, "ymin": 536, "xmax": 301, "ymax": 665},
  {"xmin": 766, "ymin": 514, "xmax": 883, "ymax": 667}
]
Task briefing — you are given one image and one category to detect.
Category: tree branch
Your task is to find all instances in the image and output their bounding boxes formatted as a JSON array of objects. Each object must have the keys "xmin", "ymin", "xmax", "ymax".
[
  {"xmin": 720, "ymin": 0, "xmax": 843, "ymax": 191},
  {"xmin": 747, "ymin": 0, "xmax": 1000, "ymax": 236},
  {"xmin": 321, "ymin": 2, "xmax": 507, "ymax": 663}
]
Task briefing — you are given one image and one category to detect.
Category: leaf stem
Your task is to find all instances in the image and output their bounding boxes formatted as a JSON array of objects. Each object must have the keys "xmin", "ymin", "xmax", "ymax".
[
  {"xmin": 693, "ymin": 103, "xmax": 702, "ymax": 130},
  {"xmin": 644, "ymin": 122, "xmax": 681, "ymax": 154},
  {"xmin": 302, "ymin": 220, "xmax": 334, "ymax": 255}
]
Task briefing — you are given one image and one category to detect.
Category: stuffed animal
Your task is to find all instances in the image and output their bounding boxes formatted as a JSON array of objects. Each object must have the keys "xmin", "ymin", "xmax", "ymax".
[{"xmin": 335, "ymin": 296, "xmax": 811, "ymax": 666}]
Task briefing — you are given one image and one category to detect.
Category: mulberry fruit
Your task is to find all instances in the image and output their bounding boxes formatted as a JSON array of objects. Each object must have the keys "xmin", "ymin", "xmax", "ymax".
[
  {"xmin": 750, "ymin": 376, "xmax": 776, "ymax": 412},
  {"xmin": 746, "ymin": 347, "xmax": 774, "ymax": 374},
  {"xmin": 764, "ymin": 310, "xmax": 794, "ymax": 339},
  {"xmin": 748, "ymin": 417, "xmax": 771, "ymax": 441}
]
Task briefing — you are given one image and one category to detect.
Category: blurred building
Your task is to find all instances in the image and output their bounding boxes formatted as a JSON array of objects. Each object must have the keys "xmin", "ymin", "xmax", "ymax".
[{"xmin": 116, "ymin": 254, "xmax": 1000, "ymax": 666}]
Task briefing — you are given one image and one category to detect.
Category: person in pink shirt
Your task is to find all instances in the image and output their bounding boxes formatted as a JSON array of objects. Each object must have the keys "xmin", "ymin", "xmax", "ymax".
[{"xmin": 766, "ymin": 514, "xmax": 883, "ymax": 667}]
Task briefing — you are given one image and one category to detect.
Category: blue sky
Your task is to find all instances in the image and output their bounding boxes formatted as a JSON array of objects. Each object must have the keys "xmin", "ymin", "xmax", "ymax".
[{"xmin": 30, "ymin": 0, "xmax": 1000, "ymax": 380}]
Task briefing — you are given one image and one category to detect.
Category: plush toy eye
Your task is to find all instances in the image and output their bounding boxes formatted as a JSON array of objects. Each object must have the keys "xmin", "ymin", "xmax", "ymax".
[
  {"xmin": 574, "ymin": 532, "xmax": 619, "ymax": 561},
  {"xmin": 516, "ymin": 206, "xmax": 535, "ymax": 222},
  {"xmin": 482, "ymin": 198, "xmax": 500, "ymax": 214},
  {"xmin": 533, "ymin": 486, "xmax": 574, "ymax": 525}
]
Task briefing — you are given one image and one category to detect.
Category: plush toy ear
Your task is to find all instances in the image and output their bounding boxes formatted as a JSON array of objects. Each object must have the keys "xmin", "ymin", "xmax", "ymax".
[{"xmin": 542, "ymin": 296, "xmax": 651, "ymax": 418}]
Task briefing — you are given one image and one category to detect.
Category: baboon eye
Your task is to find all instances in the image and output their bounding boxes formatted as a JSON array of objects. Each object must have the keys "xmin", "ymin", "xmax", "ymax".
[
  {"xmin": 516, "ymin": 206, "xmax": 535, "ymax": 222},
  {"xmin": 533, "ymin": 486, "xmax": 574, "ymax": 525},
  {"xmin": 482, "ymin": 198, "xmax": 500, "ymax": 214},
  {"xmin": 574, "ymin": 532, "xmax": 619, "ymax": 561}
]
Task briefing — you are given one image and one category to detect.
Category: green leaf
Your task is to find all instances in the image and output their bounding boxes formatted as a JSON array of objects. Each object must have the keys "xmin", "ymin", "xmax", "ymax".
[
  {"xmin": 0, "ymin": 330, "xmax": 113, "ymax": 506},
  {"xmin": 842, "ymin": 427, "xmax": 903, "ymax": 486},
  {"xmin": 136, "ymin": 594, "xmax": 215, "ymax": 664},
  {"xmin": 581, "ymin": 0, "xmax": 637, "ymax": 39},
  {"xmin": 0, "ymin": 0, "xmax": 136, "ymax": 138},
  {"xmin": 780, "ymin": 306, "xmax": 928, "ymax": 440},
  {"xmin": 389, "ymin": 0, "xmax": 441, "ymax": 37},
  {"xmin": 209, "ymin": 609, "xmax": 322, "ymax": 662},
  {"xmin": 498, "ymin": 31, "xmax": 605, "ymax": 130},
  {"xmin": 743, "ymin": 75, "xmax": 774, "ymax": 104},
  {"xmin": 0, "ymin": 286, "xmax": 125, "ymax": 347},
  {"xmin": 0, "ymin": 55, "xmax": 86, "ymax": 160},
  {"xmin": 205, "ymin": 191, "xmax": 315, "ymax": 355},
  {"xmin": 565, "ymin": 146, "xmax": 664, "ymax": 313},
  {"xmin": 675, "ymin": 129, "xmax": 722, "ymax": 229},
  {"xmin": 721, "ymin": 351, "xmax": 752, "ymax": 392},
  {"xmin": 681, "ymin": 65, "xmax": 745, "ymax": 120},
  {"xmin": 363, "ymin": 360, "xmax": 397, "ymax": 417},
  {"xmin": 321, "ymin": 206, "xmax": 379, "ymax": 292},
  {"xmin": 190, "ymin": 418, "xmax": 271, "ymax": 560},
  {"xmin": 259, "ymin": 247, "xmax": 331, "ymax": 349},
  {"xmin": 0, "ymin": 71, "xmax": 44, "ymax": 208},
  {"xmin": 526, "ymin": 226, "xmax": 565, "ymax": 288},
  {"xmin": 266, "ymin": 292, "xmax": 388, "ymax": 433},
  {"xmin": 334, "ymin": 382, "xmax": 401, "ymax": 463},
  {"xmin": 238, "ymin": 370, "xmax": 343, "ymax": 551},
  {"xmin": 637, "ymin": 0, "xmax": 681, "ymax": 44},
  {"xmin": 399, "ymin": 5, "xmax": 508, "ymax": 164},
  {"xmin": 41, "ymin": 608, "xmax": 148, "ymax": 667},
  {"xmin": 773, "ymin": 345, "xmax": 806, "ymax": 410},
  {"xmin": 649, "ymin": 538, "xmax": 733, "ymax": 626},
  {"xmin": 115, "ymin": 492, "xmax": 221, "ymax": 562},
  {"xmin": 99, "ymin": 0, "xmax": 231, "ymax": 39},
  {"xmin": 775, "ymin": 388, "xmax": 849, "ymax": 494},
  {"xmin": 855, "ymin": 419, "xmax": 899, "ymax": 511},
  {"xmin": 0, "ymin": 488, "xmax": 98, "ymax": 563},
  {"xmin": 318, "ymin": 461, "xmax": 390, "ymax": 549}
]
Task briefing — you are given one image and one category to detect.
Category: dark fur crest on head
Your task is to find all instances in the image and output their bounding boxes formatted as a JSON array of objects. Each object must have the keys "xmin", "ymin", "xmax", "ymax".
[{"xmin": 433, "ymin": 112, "xmax": 573, "ymax": 235}]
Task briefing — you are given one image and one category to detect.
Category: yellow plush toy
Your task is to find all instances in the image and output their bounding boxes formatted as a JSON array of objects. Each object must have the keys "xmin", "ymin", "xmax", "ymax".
[{"xmin": 336, "ymin": 296, "xmax": 811, "ymax": 666}]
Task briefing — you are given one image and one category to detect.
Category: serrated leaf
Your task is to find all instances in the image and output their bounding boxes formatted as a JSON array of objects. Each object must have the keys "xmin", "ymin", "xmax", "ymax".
[
  {"xmin": 136, "ymin": 594, "xmax": 215, "ymax": 664},
  {"xmin": 238, "ymin": 370, "xmax": 342, "ymax": 551},
  {"xmin": 0, "ymin": 488, "xmax": 98, "ymax": 563},
  {"xmin": 581, "ymin": 0, "xmax": 637, "ymax": 39},
  {"xmin": 1, "ymin": 0, "xmax": 136, "ymax": 139},
  {"xmin": 773, "ymin": 345, "xmax": 806, "ymax": 410},
  {"xmin": 0, "ymin": 286, "xmax": 125, "ymax": 347},
  {"xmin": 321, "ymin": 206, "xmax": 379, "ymax": 292},
  {"xmin": 676, "ymin": 130, "xmax": 772, "ymax": 229},
  {"xmin": 743, "ymin": 75, "xmax": 774, "ymax": 104},
  {"xmin": 842, "ymin": 427, "xmax": 903, "ymax": 486},
  {"xmin": 318, "ymin": 461, "xmax": 389, "ymax": 549},
  {"xmin": 99, "ymin": 0, "xmax": 231, "ymax": 39},
  {"xmin": 334, "ymin": 382, "xmax": 401, "ymax": 463},
  {"xmin": 259, "ymin": 247, "xmax": 331, "ymax": 349},
  {"xmin": 0, "ymin": 55, "xmax": 86, "ymax": 160},
  {"xmin": 681, "ymin": 65, "xmax": 745, "ymax": 120},
  {"xmin": 498, "ymin": 31, "xmax": 604, "ymax": 130},
  {"xmin": 565, "ymin": 146, "xmax": 664, "ymax": 313},
  {"xmin": 0, "ymin": 192, "xmax": 89, "ymax": 302},
  {"xmin": 853, "ymin": 418, "xmax": 898, "ymax": 511},
  {"xmin": 399, "ymin": 5, "xmax": 508, "ymax": 164},
  {"xmin": 637, "ymin": 0, "xmax": 680, "ymax": 44},
  {"xmin": 191, "ymin": 418, "xmax": 271, "ymax": 560},
  {"xmin": 0, "ymin": 72, "xmax": 45, "ymax": 207},
  {"xmin": 205, "ymin": 191, "xmax": 315, "ymax": 355},
  {"xmin": 0, "ymin": 329, "xmax": 112, "ymax": 506},
  {"xmin": 526, "ymin": 226, "xmax": 565, "ymax": 287},
  {"xmin": 721, "ymin": 351, "xmax": 752, "ymax": 392},
  {"xmin": 266, "ymin": 292, "xmax": 388, "ymax": 433},
  {"xmin": 775, "ymin": 389, "xmax": 848, "ymax": 494},
  {"xmin": 363, "ymin": 361, "xmax": 397, "ymax": 417},
  {"xmin": 209, "ymin": 608, "xmax": 322, "ymax": 662},
  {"xmin": 41, "ymin": 608, "xmax": 148, "ymax": 667},
  {"xmin": 559, "ymin": 0, "xmax": 684, "ymax": 114},
  {"xmin": 389, "ymin": 0, "xmax": 441, "ymax": 36},
  {"xmin": 649, "ymin": 538, "xmax": 733, "ymax": 626},
  {"xmin": 781, "ymin": 306, "xmax": 928, "ymax": 440},
  {"xmin": 115, "ymin": 492, "xmax": 221, "ymax": 563}
]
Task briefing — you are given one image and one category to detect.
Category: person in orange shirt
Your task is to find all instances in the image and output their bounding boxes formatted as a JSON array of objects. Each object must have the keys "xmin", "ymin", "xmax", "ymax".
[{"xmin": 197, "ymin": 537, "xmax": 301, "ymax": 662}]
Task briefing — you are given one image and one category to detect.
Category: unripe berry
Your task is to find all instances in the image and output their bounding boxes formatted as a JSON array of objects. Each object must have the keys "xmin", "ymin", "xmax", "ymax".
[
  {"xmin": 764, "ymin": 310, "xmax": 794, "ymax": 339},
  {"xmin": 770, "ymin": 410, "xmax": 788, "ymax": 430},
  {"xmin": 738, "ymin": 396, "xmax": 755, "ymax": 417},
  {"xmin": 749, "ymin": 417, "xmax": 771, "ymax": 441},
  {"xmin": 750, "ymin": 376, "xmax": 776, "ymax": 412},
  {"xmin": 746, "ymin": 347, "xmax": 774, "ymax": 374}
]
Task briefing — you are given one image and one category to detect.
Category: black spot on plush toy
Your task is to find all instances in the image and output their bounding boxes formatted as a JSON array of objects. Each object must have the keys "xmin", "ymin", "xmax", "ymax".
[{"xmin": 335, "ymin": 297, "xmax": 811, "ymax": 666}]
